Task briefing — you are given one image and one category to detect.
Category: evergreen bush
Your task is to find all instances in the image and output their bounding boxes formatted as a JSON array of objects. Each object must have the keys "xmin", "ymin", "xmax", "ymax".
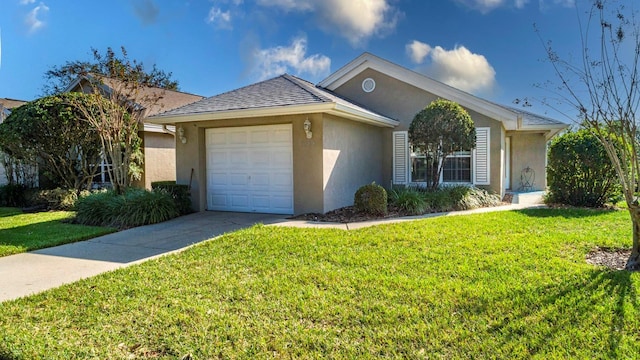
[
  {"xmin": 354, "ymin": 182, "xmax": 387, "ymax": 215},
  {"xmin": 546, "ymin": 130, "xmax": 620, "ymax": 207},
  {"xmin": 151, "ymin": 181, "xmax": 192, "ymax": 215}
]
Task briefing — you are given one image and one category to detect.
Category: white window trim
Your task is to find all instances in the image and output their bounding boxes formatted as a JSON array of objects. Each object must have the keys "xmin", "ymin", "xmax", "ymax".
[{"xmin": 396, "ymin": 127, "xmax": 491, "ymax": 187}]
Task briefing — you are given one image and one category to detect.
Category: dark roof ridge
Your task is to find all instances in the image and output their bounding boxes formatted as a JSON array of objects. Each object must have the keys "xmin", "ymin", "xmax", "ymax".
[{"xmin": 280, "ymin": 74, "xmax": 331, "ymax": 103}]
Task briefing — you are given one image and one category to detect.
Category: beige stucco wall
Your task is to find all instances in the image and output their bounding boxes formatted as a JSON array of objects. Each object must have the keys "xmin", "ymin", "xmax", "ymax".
[
  {"xmin": 136, "ymin": 132, "xmax": 176, "ymax": 189},
  {"xmin": 508, "ymin": 132, "xmax": 548, "ymax": 191},
  {"xmin": 322, "ymin": 115, "xmax": 384, "ymax": 212},
  {"xmin": 175, "ymin": 114, "xmax": 326, "ymax": 214},
  {"xmin": 332, "ymin": 68, "xmax": 506, "ymax": 196}
]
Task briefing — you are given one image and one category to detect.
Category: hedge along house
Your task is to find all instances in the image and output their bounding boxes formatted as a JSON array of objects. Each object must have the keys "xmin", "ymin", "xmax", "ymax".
[
  {"xmin": 0, "ymin": 98, "xmax": 28, "ymax": 186},
  {"xmin": 150, "ymin": 53, "xmax": 567, "ymax": 215},
  {"xmin": 67, "ymin": 77, "xmax": 204, "ymax": 189}
]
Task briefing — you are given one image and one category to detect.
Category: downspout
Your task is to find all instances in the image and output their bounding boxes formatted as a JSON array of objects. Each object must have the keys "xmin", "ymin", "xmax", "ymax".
[
  {"xmin": 162, "ymin": 125, "xmax": 176, "ymax": 136},
  {"xmin": 516, "ymin": 114, "xmax": 523, "ymax": 130}
]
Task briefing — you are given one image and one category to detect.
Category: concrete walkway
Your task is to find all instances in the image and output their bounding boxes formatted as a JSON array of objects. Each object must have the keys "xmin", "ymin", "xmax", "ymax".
[
  {"xmin": 0, "ymin": 211, "xmax": 285, "ymax": 302},
  {"xmin": 0, "ymin": 200, "xmax": 544, "ymax": 302}
]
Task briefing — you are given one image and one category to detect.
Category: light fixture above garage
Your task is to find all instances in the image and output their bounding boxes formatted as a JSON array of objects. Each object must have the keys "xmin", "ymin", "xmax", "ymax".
[
  {"xmin": 178, "ymin": 125, "xmax": 187, "ymax": 144},
  {"xmin": 303, "ymin": 118, "xmax": 312, "ymax": 139}
]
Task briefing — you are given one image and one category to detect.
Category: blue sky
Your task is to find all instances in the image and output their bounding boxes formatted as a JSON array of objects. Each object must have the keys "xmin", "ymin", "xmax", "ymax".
[{"xmin": 0, "ymin": 0, "xmax": 597, "ymax": 120}]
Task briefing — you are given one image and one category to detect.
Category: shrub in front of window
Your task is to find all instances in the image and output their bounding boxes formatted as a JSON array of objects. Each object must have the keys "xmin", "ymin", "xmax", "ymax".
[
  {"xmin": 354, "ymin": 182, "xmax": 387, "ymax": 216},
  {"xmin": 409, "ymin": 99, "xmax": 475, "ymax": 190},
  {"xmin": 388, "ymin": 186, "xmax": 427, "ymax": 215},
  {"xmin": 546, "ymin": 130, "xmax": 620, "ymax": 207}
]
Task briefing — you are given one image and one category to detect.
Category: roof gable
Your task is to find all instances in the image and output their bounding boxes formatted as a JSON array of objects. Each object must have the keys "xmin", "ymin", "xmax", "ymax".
[
  {"xmin": 318, "ymin": 52, "xmax": 567, "ymax": 134},
  {"xmin": 66, "ymin": 76, "xmax": 205, "ymax": 117}
]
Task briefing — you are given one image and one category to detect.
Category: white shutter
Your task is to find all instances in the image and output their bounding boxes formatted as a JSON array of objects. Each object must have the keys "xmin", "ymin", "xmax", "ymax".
[
  {"xmin": 393, "ymin": 131, "xmax": 409, "ymax": 185},
  {"xmin": 473, "ymin": 127, "xmax": 490, "ymax": 185}
]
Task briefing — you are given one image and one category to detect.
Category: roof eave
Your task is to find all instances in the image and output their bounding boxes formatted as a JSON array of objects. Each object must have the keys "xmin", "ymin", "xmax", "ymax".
[
  {"xmin": 148, "ymin": 102, "xmax": 399, "ymax": 128},
  {"xmin": 148, "ymin": 103, "xmax": 336, "ymax": 124},
  {"xmin": 331, "ymin": 103, "xmax": 399, "ymax": 128}
]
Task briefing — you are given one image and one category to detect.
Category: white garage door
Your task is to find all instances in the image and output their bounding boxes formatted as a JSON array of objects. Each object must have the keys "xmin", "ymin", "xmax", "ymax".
[{"xmin": 205, "ymin": 124, "xmax": 294, "ymax": 214}]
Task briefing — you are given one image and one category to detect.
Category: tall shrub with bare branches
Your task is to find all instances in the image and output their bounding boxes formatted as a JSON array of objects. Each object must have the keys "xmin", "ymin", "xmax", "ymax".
[
  {"xmin": 540, "ymin": 0, "xmax": 640, "ymax": 269},
  {"xmin": 44, "ymin": 47, "xmax": 178, "ymax": 194}
]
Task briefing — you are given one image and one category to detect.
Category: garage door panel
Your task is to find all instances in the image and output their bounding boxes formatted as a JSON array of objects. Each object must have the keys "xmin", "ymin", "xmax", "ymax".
[
  {"xmin": 250, "ymin": 130, "xmax": 270, "ymax": 143},
  {"xmin": 207, "ymin": 132, "xmax": 227, "ymax": 146},
  {"xmin": 228, "ymin": 131, "xmax": 248, "ymax": 145},
  {"xmin": 251, "ymin": 152, "xmax": 270, "ymax": 167},
  {"xmin": 206, "ymin": 124, "xmax": 293, "ymax": 214},
  {"xmin": 272, "ymin": 129, "xmax": 291, "ymax": 143}
]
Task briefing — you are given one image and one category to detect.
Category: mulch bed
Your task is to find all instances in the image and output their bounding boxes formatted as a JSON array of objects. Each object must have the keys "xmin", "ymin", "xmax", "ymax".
[
  {"xmin": 586, "ymin": 247, "xmax": 632, "ymax": 271},
  {"xmin": 289, "ymin": 205, "xmax": 407, "ymax": 223}
]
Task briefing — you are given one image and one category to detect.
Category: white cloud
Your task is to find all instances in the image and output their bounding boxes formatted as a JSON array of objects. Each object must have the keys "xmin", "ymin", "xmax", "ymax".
[
  {"xmin": 252, "ymin": 36, "xmax": 331, "ymax": 80},
  {"xmin": 25, "ymin": 2, "xmax": 49, "ymax": 34},
  {"xmin": 406, "ymin": 40, "xmax": 432, "ymax": 64},
  {"xmin": 256, "ymin": 0, "xmax": 400, "ymax": 46},
  {"xmin": 454, "ymin": 0, "xmax": 574, "ymax": 12},
  {"xmin": 539, "ymin": 0, "xmax": 574, "ymax": 9},
  {"xmin": 408, "ymin": 42, "xmax": 496, "ymax": 94},
  {"xmin": 207, "ymin": 7, "xmax": 233, "ymax": 29},
  {"xmin": 19, "ymin": 0, "xmax": 35, "ymax": 4}
]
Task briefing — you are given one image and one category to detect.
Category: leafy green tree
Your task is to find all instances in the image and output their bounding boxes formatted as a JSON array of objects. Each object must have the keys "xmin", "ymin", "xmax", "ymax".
[
  {"xmin": 409, "ymin": 99, "xmax": 476, "ymax": 190},
  {"xmin": 547, "ymin": 130, "xmax": 620, "ymax": 207},
  {"xmin": 0, "ymin": 93, "xmax": 104, "ymax": 192},
  {"xmin": 540, "ymin": 0, "xmax": 640, "ymax": 269},
  {"xmin": 43, "ymin": 47, "xmax": 179, "ymax": 193}
]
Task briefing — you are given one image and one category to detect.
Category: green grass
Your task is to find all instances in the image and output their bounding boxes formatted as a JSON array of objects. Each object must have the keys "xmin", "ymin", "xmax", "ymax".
[
  {"xmin": 0, "ymin": 208, "xmax": 639, "ymax": 358},
  {"xmin": 0, "ymin": 207, "xmax": 116, "ymax": 257}
]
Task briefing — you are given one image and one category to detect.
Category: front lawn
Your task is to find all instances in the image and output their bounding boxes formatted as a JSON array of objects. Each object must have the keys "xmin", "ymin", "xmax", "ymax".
[
  {"xmin": 0, "ymin": 208, "xmax": 638, "ymax": 358},
  {"xmin": 0, "ymin": 207, "xmax": 116, "ymax": 257}
]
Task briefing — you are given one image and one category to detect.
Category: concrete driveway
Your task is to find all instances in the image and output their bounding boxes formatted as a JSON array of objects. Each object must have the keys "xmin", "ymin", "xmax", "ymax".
[{"xmin": 0, "ymin": 211, "xmax": 286, "ymax": 302}]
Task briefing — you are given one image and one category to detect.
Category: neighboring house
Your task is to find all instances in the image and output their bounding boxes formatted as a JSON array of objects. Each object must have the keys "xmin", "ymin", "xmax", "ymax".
[
  {"xmin": 0, "ymin": 98, "xmax": 28, "ymax": 186},
  {"xmin": 67, "ymin": 78, "xmax": 204, "ymax": 189},
  {"xmin": 150, "ymin": 53, "xmax": 568, "ymax": 215},
  {"xmin": 0, "ymin": 98, "xmax": 26, "ymax": 123}
]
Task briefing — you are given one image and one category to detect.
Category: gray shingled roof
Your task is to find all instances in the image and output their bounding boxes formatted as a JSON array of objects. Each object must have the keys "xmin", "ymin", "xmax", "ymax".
[
  {"xmin": 497, "ymin": 104, "xmax": 567, "ymax": 127},
  {"xmin": 154, "ymin": 74, "xmax": 385, "ymax": 119}
]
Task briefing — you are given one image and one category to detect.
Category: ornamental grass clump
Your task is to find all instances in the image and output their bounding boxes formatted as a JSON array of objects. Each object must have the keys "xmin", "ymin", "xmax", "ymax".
[
  {"xmin": 75, "ymin": 188, "xmax": 179, "ymax": 228},
  {"xmin": 388, "ymin": 186, "xmax": 427, "ymax": 215},
  {"xmin": 354, "ymin": 182, "xmax": 387, "ymax": 216}
]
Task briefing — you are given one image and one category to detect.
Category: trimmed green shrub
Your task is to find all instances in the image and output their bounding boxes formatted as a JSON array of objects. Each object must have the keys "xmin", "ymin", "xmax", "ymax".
[
  {"xmin": 151, "ymin": 181, "xmax": 192, "ymax": 215},
  {"xmin": 75, "ymin": 189, "xmax": 179, "ymax": 228},
  {"xmin": 388, "ymin": 186, "xmax": 427, "ymax": 215},
  {"xmin": 452, "ymin": 186, "xmax": 501, "ymax": 210},
  {"xmin": 0, "ymin": 184, "xmax": 28, "ymax": 207},
  {"xmin": 31, "ymin": 188, "xmax": 83, "ymax": 210},
  {"xmin": 354, "ymin": 182, "xmax": 387, "ymax": 215},
  {"xmin": 546, "ymin": 130, "xmax": 620, "ymax": 207}
]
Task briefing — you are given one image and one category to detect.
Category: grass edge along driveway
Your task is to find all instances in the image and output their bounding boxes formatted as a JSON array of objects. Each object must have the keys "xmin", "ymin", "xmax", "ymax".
[
  {"xmin": 1, "ymin": 208, "xmax": 639, "ymax": 359},
  {"xmin": 0, "ymin": 207, "xmax": 115, "ymax": 257}
]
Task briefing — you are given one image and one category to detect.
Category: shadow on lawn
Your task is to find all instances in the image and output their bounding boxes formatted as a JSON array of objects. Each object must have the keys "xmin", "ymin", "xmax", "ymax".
[
  {"xmin": 482, "ymin": 269, "xmax": 638, "ymax": 357},
  {"xmin": 514, "ymin": 207, "xmax": 619, "ymax": 219},
  {"xmin": 0, "ymin": 218, "xmax": 113, "ymax": 254}
]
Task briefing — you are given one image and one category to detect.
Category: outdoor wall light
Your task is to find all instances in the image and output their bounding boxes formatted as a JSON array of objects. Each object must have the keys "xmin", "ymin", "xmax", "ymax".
[
  {"xmin": 303, "ymin": 118, "xmax": 312, "ymax": 139},
  {"xmin": 178, "ymin": 125, "xmax": 187, "ymax": 144}
]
